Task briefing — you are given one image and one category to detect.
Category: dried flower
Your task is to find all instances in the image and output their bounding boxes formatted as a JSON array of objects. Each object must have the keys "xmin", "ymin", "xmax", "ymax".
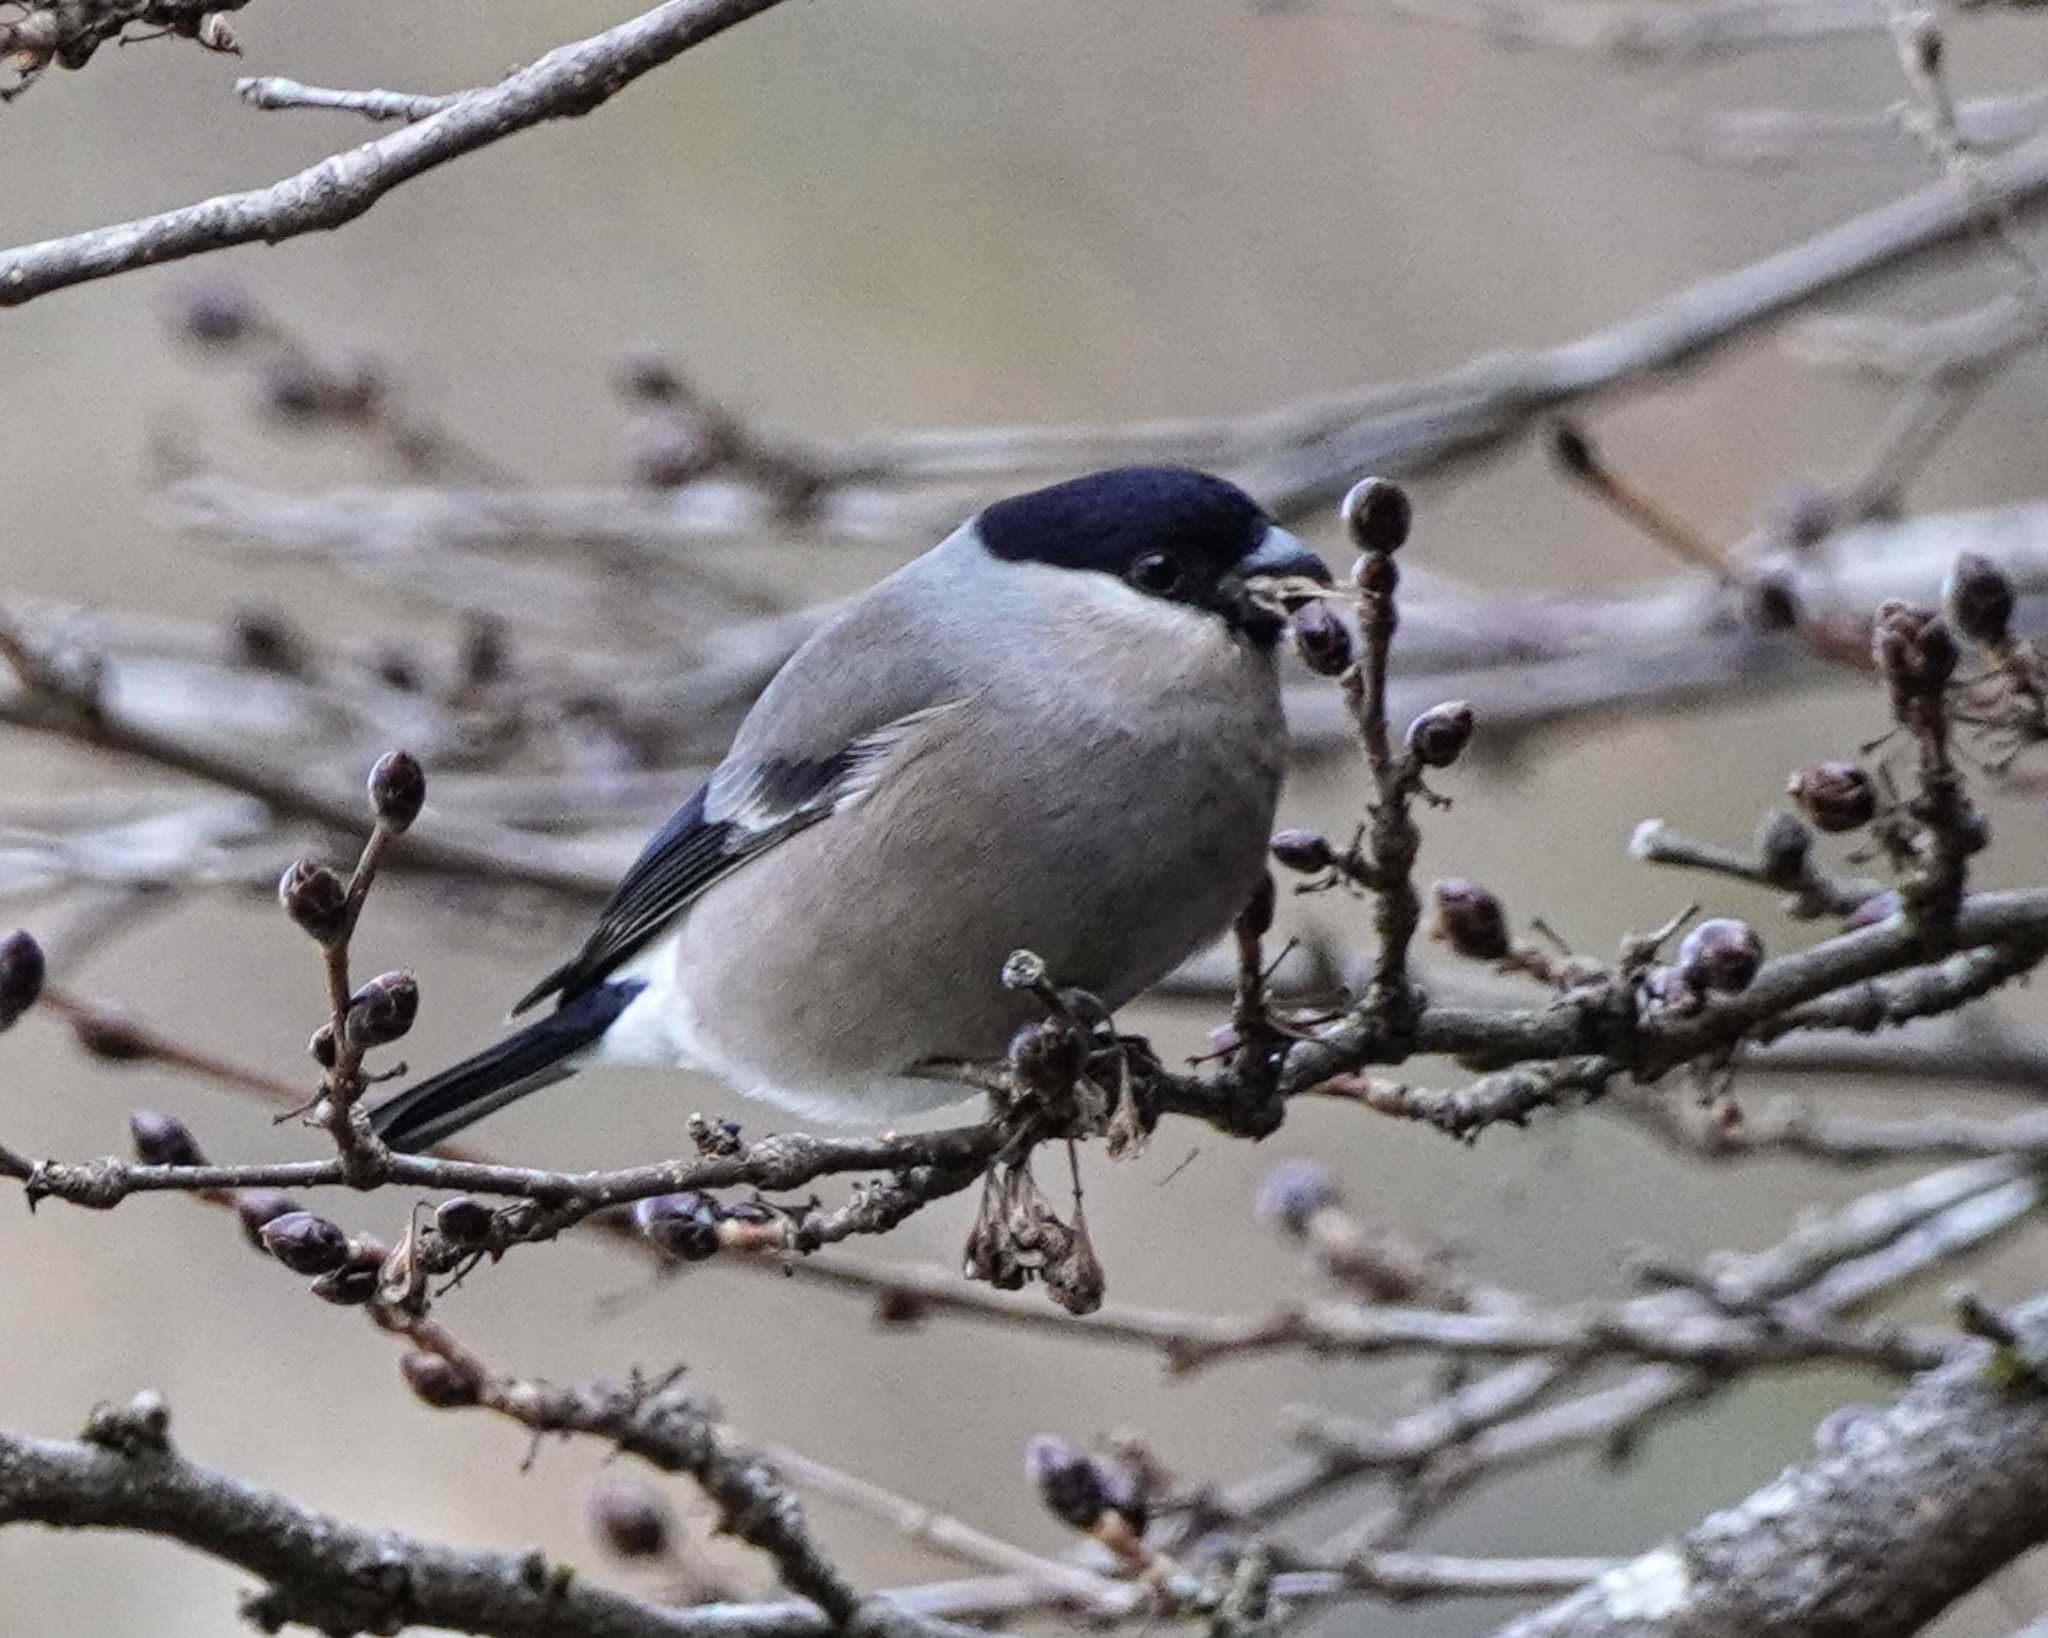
[
  {"xmin": 1943, "ymin": 553, "xmax": 2015, "ymax": 648},
  {"xmin": 367, "ymin": 750, "xmax": 426, "ymax": 832},
  {"xmin": 1787, "ymin": 762, "xmax": 1877, "ymax": 833},
  {"xmin": 1675, "ymin": 918, "xmax": 1764, "ymax": 995},
  {"xmin": 1270, "ymin": 829, "xmax": 1334, "ymax": 874},
  {"xmin": 588, "ymin": 1477, "xmax": 674, "ymax": 1559},
  {"xmin": 344, "ymin": 972, "xmax": 419, "ymax": 1051},
  {"xmin": 0, "ymin": 929, "xmax": 45, "ymax": 1029},
  {"xmin": 278, "ymin": 860, "xmax": 350, "ymax": 945},
  {"xmin": 1290, "ymin": 601, "xmax": 1354, "ymax": 676},
  {"xmin": 1254, "ymin": 1160, "xmax": 1342, "ymax": 1236},
  {"xmin": 634, "ymin": 1193, "xmax": 724, "ymax": 1261},
  {"xmin": 1405, "ymin": 700, "xmax": 1475, "ymax": 769},
  {"xmin": 1340, "ymin": 476, "xmax": 1412, "ymax": 555},
  {"xmin": 259, "ymin": 1210, "xmax": 350, "ymax": 1276},
  {"xmin": 1043, "ymin": 1206, "xmax": 1106, "ymax": 1316},
  {"xmin": 400, "ymin": 1350, "xmax": 483, "ymax": 1410},
  {"xmin": 129, "ymin": 1109, "xmax": 207, "ymax": 1168},
  {"xmin": 435, "ymin": 1196, "xmax": 497, "ymax": 1247},
  {"xmin": 1007, "ymin": 1019, "xmax": 1084, "ymax": 1099},
  {"xmin": 1430, "ymin": 879, "xmax": 1511, "ymax": 962},
  {"xmin": 1871, "ymin": 600, "xmax": 1959, "ymax": 698}
]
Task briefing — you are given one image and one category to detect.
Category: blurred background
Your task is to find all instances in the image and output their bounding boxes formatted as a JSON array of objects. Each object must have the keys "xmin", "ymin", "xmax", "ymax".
[{"xmin": 4, "ymin": 1, "xmax": 2048, "ymax": 1633}]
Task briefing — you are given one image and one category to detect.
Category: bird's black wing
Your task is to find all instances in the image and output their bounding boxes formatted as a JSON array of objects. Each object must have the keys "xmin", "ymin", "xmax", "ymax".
[{"xmin": 509, "ymin": 704, "xmax": 957, "ymax": 1015}]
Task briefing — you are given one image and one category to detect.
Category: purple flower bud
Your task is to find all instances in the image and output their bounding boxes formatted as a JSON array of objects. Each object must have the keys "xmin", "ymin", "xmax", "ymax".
[
  {"xmin": 1270, "ymin": 829, "xmax": 1334, "ymax": 874},
  {"xmin": 1405, "ymin": 700, "xmax": 1475, "ymax": 769},
  {"xmin": 1787, "ymin": 762, "xmax": 1877, "ymax": 834},
  {"xmin": 435, "ymin": 1196, "xmax": 496, "ymax": 1247},
  {"xmin": 634, "ymin": 1193, "xmax": 723, "ymax": 1261},
  {"xmin": 1943, "ymin": 552, "xmax": 2014, "ymax": 647},
  {"xmin": 1755, "ymin": 809, "xmax": 1811, "ymax": 883},
  {"xmin": 1675, "ymin": 918, "xmax": 1765, "ymax": 996},
  {"xmin": 311, "ymin": 1242, "xmax": 386, "ymax": 1306},
  {"xmin": 367, "ymin": 750, "xmax": 426, "ymax": 833},
  {"xmin": 259, "ymin": 1210, "xmax": 350, "ymax": 1276},
  {"xmin": 400, "ymin": 1350, "xmax": 482, "ymax": 1409},
  {"xmin": 344, "ymin": 972, "xmax": 419, "ymax": 1051},
  {"xmin": 129, "ymin": 1109, "xmax": 207, "ymax": 1168},
  {"xmin": 1254, "ymin": 1160, "xmax": 1342, "ymax": 1236},
  {"xmin": 588, "ymin": 1477, "xmax": 674, "ymax": 1559},
  {"xmin": 278, "ymin": 860, "xmax": 350, "ymax": 945},
  {"xmin": 1024, "ymin": 1435, "xmax": 1109, "ymax": 1529},
  {"xmin": 1340, "ymin": 476, "xmax": 1412, "ymax": 555},
  {"xmin": 234, "ymin": 1189, "xmax": 302, "ymax": 1249},
  {"xmin": 308, "ymin": 1022, "xmax": 337, "ymax": 1068},
  {"xmin": 1290, "ymin": 602, "xmax": 1354, "ymax": 677},
  {"xmin": 174, "ymin": 278, "xmax": 254, "ymax": 345},
  {"xmin": 0, "ymin": 929, "xmax": 45, "ymax": 1029},
  {"xmin": 1430, "ymin": 879, "xmax": 1511, "ymax": 962},
  {"xmin": 1845, "ymin": 890, "xmax": 1901, "ymax": 930},
  {"xmin": 73, "ymin": 1011, "xmax": 150, "ymax": 1063}
]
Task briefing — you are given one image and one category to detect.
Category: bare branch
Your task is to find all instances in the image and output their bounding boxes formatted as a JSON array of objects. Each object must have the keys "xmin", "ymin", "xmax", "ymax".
[{"xmin": 0, "ymin": 0, "xmax": 794, "ymax": 308}]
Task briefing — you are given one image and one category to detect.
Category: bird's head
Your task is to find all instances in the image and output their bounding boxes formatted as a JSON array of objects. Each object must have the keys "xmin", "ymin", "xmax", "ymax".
[{"xmin": 973, "ymin": 466, "xmax": 1330, "ymax": 645}]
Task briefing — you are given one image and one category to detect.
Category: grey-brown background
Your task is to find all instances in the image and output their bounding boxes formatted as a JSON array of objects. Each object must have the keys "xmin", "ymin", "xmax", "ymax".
[{"xmin": 4, "ymin": 3, "xmax": 2048, "ymax": 1634}]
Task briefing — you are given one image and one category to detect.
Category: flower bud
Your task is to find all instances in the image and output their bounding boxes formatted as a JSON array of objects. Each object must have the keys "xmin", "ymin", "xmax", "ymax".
[
  {"xmin": 615, "ymin": 350, "xmax": 686, "ymax": 405},
  {"xmin": 73, "ymin": 1011, "xmax": 151, "ymax": 1063},
  {"xmin": 400, "ymin": 1350, "xmax": 482, "ymax": 1410},
  {"xmin": 367, "ymin": 750, "xmax": 426, "ymax": 833},
  {"xmin": 1290, "ymin": 601, "xmax": 1354, "ymax": 676},
  {"xmin": 1746, "ymin": 575, "xmax": 1800, "ymax": 632},
  {"xmin": 458, "ymin": 614, "xmax": 508, "ymax": 689},
  {"xmin": 1254, "ymin": 1160, "xmax": 1341, "ymax": 1236},
  {"xmin": 173, "ymin": 277, "xmax": 253, "ymax": 345},
  {"xmin": 0, "ymin": 929, "xmax": 45, "ymax": 1029},
  {"xmin": 228, "ymin": 607, "xmax": 307, "ymax": 676},
  {"xmin": 129, "ymin": 1109, "xmax": 206, "ymax": 1168},
  {"xmin": 1405, "ymin": 700, "xmax": 1475, "ymax": 768},
  {"xmin": 588, "ymin": 1477, "xmax": 674, "ymax": 1559},
  {"xmin": 1270, "ymin": 829, "xmax": 1334, "ymax": 874},
  {"xmin": 1340, "ymin": 476, "xmax": 1412, "ymax": 555},
  {"xmin": 311, "ymin": 1242, "xmax": 387, "ymax": 1306},
  {"xmin": 235, "ymin": 1189, "xmax": 302, "ymax": 1249},
  {"xmin": 1024, "ymin": 1435, "xmax": 1109, "ymax": 1529},
  {"xmin": 1675, "ymin": 918, "xmax": 1764, "ymax": 996},
  {"xmin": 1871, "ymin": 600, "xmax": 1959, "ymax": 695},
  {"xmin": 259, "ymin": 1210, "xmax": 350, "ymax": 1276},
  {"xmin": 1754, "ymin": 809, "xmax": 1811, "ymax": 883},
  {"xmin": 634, "ymin": 1193, "xmax": 723, "ymax": 1261},
  {"xmin": 278, "ymin": 860, "xmax": 350, "ymax": 945},
  {"xmin": 1787, "ymin": 762, "xmax": 1877, "ymax": 833},
  {"xmin": 1942, "ymin": 552, "xmax": 2014, "ymax": 648},
  {"xmin": 1430, "ymin": 878, "xmax": 1511, "ymax": 962},
  {"xmin": 1845, "ymin": 889, "xmax": 1901, "ymax": 930},
  {"xmin": 344, "ymin": 972, "xmax": 419, "ymax": 1051},
  {"xmin": 308, "ymin": 1022, "xmax": 337, "ymax": 1068},
  {"xmin": 435, "ymin": 1195, "xmax": 496, "ymax": 1247},
  {"xmin": 1548, "ymin": 419, "xmax": 1596, "ymax": 479}
]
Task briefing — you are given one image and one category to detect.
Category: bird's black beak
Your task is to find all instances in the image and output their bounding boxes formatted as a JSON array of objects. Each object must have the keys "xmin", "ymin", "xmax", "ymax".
[{"xmin": 1238, "ymin": 525, "xmax": 1331, "ymax": 590}]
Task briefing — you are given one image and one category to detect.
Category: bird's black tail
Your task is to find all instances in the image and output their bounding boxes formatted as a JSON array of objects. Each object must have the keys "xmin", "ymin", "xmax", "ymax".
[{"xmin": 368, "ymin": 981, "xmax": 644, "ymax": 1152}]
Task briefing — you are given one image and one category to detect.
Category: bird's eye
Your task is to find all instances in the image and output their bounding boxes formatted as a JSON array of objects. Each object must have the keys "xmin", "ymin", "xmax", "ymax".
[{"xmin": 1128, "ymin": 551, "xmax": 1184, "ymax": 596}]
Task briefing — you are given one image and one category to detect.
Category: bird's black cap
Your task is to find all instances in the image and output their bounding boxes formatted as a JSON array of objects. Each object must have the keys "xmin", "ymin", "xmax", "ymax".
[{"xmin": 977, "ymin": 466, "xmax": 1274, "ymax": 584}]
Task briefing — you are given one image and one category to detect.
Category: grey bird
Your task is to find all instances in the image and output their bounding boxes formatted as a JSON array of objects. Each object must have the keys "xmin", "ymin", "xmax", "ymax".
[{"xmin": 369, "ymin": 466, "xmax": 1329, "ymax": 1151}]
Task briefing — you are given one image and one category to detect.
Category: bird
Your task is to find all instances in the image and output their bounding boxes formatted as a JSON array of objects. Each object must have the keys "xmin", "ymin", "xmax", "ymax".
[{"xmin": 368, "ymin": 466, "xmax": 1330, "ymax": 1151}]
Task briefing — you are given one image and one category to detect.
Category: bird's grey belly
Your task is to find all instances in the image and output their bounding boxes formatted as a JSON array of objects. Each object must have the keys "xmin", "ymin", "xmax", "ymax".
[{"xmin": 668, "ymin": 705, "xmax": 1283, "ymax": 1096}]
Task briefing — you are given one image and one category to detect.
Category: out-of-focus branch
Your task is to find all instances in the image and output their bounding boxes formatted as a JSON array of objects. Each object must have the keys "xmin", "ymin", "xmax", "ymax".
[
  {"xmin": 0, "ymin": 1393, "xmax": 825, "ymax": 1638},
  {"xmin": 1491, "ymin": 1293, "xmax": 2048, "ymax": 1638},
  {"xmin": 0, "ymin": 0, "xmax": 794, "ymax": 308}
]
